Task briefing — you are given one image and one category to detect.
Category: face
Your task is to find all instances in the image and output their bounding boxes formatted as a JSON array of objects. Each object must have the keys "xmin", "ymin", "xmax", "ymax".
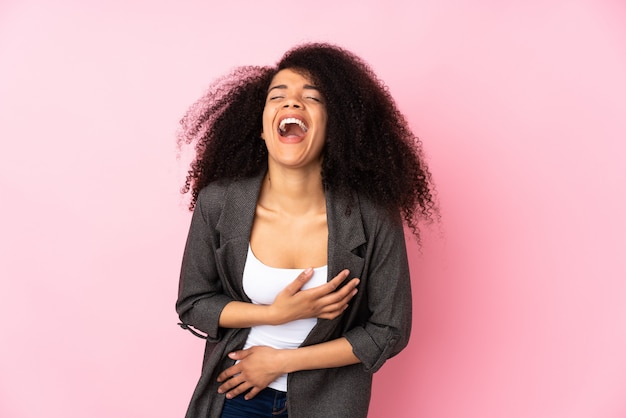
[{"xmin": 261, "ymin": 68, "xmax": 327, "ymax": 172}]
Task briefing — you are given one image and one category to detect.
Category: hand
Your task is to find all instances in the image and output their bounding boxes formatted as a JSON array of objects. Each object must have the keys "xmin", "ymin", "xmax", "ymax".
[
  {"xmin": 269, "ymin": 269, "xmax": 359, "ymax": 324},
  {"xmin": 217, "ymin": 346, "xmax": 285, "ymax": 400}
]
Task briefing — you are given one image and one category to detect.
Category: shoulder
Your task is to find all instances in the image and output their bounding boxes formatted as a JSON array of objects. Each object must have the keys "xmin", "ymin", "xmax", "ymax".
[
  {"xmin": 197, "ymin": 178, "xmax": 232, "ymax": 204},
  {"xmin": 353, "ymin": 192, "xmax": 407, "ymax": 257},
  {"xmin": 326, "ymin": 188, "xmax": 404, "ymax": 251},
  {"xmin": 196, "ymin": 178, "xmax": 232, "ymax": 215},
  {"xmin": 195, "ymin": 174, "xmax": 264, "ymax": 222},
  {"xmin": 194, "ymin": 178, "xmax": 246, "ymax": 227},
  {"xmin": 353, "ymin": 192, "xmax": 404, "ymax": 234}
]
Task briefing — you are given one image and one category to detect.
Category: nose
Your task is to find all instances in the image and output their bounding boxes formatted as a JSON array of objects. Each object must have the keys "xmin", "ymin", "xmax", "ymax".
[{"xmin": 283, "ymin": 96, "xmax": 302, "ymax": 108}]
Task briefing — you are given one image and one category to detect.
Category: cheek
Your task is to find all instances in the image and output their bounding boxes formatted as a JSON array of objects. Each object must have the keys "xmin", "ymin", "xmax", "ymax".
[
  {"xmin": 319, "ymin": 111, "xmax": 328, "ymax": 130},
  {"xmin": 318, "ymin": 114, "xmax": 328, "ymax": 138}
]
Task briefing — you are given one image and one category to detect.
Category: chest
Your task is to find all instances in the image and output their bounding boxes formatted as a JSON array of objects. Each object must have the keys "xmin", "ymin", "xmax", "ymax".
[{"xmin": 249, "ymin": 209, "xmax": 328, "ymax": 269}]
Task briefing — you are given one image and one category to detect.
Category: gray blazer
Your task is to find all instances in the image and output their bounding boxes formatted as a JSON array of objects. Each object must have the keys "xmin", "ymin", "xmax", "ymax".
[{"xmin": 176, "ymin": 171, "xmax": 412, "ymax": 418}]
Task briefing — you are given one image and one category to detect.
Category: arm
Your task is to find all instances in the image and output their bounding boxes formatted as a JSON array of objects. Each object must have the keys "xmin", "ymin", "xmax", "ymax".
[
  {"xmin": 343, "ymin": 208, "xmax": 412, "ymax": 372},
  {"xmin": 176, "ymin": 186, "xmax": 232, "ymax": 341},
  {"xmin": 219, "ymin": 269, "xmax": 359, "ymax": 327}
]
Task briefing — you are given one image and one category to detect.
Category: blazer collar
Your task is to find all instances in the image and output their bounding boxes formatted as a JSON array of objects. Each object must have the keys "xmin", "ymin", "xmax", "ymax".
[
  {"xmin": 216, "ymin": 173, "xmax": 264, "ymax": 245},
  {"xmin": 325, "ymin": 187, "xmax": 366, "ymax": 253},
  {"xmin": 216, "ymin": 171, "xmax": 365, "ymax": 252}
]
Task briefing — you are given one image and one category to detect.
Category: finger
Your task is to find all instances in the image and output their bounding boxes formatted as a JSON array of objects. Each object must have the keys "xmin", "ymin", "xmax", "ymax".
[
  {"xmin": 318, "ymin": 290, "xmax": 357, "ymax": 317},
  {"xmin": 224, "ymin": 382, "xmax": 253, "ymax": 399},
  {"xmin": 327, "ymin": 287, "xmax": 358, "ymax": 310},
  {"xmin": 318, "ymin": 304, "xmax": 349, "ymax": 319},
  {"xmin": 317, "ymin": 284, "xmax": 359, "ymax": 319},
  {"xmin": 244, "ymin": 386, "xmax": 263, "ymax": 400},
  {"xmin": 216, "ymin": 364, "xmax": 241, "ymax": 383},
  {"xmin": 218, "ymin": 374, "xmax": 243, "ymax": 393},
  {"xmin": 333, "ymin": 277, "xmax": 360, "ymax": 297},
  {"xmin": 282, "ymin": 268, "xmax": 314, "ymax": 295},
  {"xmin": 327, "ymin": 269, "xmax": 351, "ymax": 291},
  {"xmin": 340, "ymin": 278, "xmax": 360, "ymax": 300},
  {"xmin": 305, "ymin": 270, "xmax": 351, "ymax": 297},
  {"xmin": 228, "ymin": 349, "xmax": 253, "ymax": 360},
  {"xmin": 318, "ymin": 309, "xmax": 347, "ymax": 320},
  {"xmin": 317, "ymin": 278, "xmax": 359, "ymax": 305}
]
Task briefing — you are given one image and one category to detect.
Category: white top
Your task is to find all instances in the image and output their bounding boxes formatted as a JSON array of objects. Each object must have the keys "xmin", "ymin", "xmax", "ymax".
[{"xmin": 242, "ymin": 244, "xmax": 328, "ymax": 391}]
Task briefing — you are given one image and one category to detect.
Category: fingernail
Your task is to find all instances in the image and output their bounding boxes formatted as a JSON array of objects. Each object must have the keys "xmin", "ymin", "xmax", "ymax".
[{"xmin": 305, "ymin": 267, "xmax": 313, "ymax": 274}]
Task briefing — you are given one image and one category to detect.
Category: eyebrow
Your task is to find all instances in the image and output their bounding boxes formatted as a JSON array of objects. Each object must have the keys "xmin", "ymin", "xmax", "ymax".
[{"xmin": 267, "ymin": 84, "xmax": 320, "ymax": 93}]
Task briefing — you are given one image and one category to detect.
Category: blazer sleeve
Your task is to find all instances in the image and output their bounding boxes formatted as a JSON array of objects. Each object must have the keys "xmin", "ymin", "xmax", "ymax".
[
  {"xmin": 176, "ymin": 186, "xmax": 233, "ymax": 342},
  {"xmin": 344, "ymin": 209, "xmax": 412, "ymax": 373}
]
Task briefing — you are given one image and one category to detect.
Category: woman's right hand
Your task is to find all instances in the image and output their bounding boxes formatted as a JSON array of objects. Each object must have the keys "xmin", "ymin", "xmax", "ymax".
[{"xmin": 268, "ymin": 269, "xmax": 359, "ymax": 324}]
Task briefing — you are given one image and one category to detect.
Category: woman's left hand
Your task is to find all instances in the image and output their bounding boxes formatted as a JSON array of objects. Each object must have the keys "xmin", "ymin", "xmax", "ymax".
[{"xmin": 217, "ymin": 346, "xmax": 286, "ymax": 400}]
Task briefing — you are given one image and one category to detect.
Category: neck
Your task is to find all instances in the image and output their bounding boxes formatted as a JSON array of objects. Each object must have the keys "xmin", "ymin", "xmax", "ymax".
[{"xmin": 260, "ymin": 164, "xmax": 326, "ymax": 216}]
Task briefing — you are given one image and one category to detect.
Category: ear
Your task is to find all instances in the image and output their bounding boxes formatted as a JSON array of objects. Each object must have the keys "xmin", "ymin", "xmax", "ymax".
[{"xmin": 260, "ymin": 132, "xmax": 265, "ymax": 140}]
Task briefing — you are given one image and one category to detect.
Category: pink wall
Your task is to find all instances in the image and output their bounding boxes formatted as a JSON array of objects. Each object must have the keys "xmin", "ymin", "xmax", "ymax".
[{"xmin": 1, "ymin": 1, "xmax": 625, "ymax": 417}]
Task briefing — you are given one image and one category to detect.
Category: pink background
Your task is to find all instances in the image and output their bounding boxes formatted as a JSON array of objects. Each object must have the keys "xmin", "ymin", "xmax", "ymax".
[{"xmin": 1, "ymin": 1, "xmax": 625, "ymax": 417}]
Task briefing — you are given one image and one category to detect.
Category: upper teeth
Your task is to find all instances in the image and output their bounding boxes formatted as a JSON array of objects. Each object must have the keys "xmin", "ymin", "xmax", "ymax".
[{"xmin": 279, "ymin": 117, "xmax": 308, "ymax": 133}]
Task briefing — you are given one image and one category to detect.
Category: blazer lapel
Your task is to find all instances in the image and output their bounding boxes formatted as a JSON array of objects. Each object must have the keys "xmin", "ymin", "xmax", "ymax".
[
  {"xmin": 214, "ymin": 173, "xmax": 265, "ymax": 303},
  {"xmin": 326, "ymin": 188, "xmax": 366, "ymax": 281}
]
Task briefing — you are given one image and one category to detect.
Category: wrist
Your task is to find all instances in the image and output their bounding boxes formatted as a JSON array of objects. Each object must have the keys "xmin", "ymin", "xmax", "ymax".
[
  {"xmin": 267, "ymin": 304, "xmax": 293, "ymax": 326},
  {"xmin": 278, "ymin": 349, "xmax": 296, "ymax": 374},
  {"xmin": 265, "ymin": 304, "xmax": 282, "ymax": 326}
]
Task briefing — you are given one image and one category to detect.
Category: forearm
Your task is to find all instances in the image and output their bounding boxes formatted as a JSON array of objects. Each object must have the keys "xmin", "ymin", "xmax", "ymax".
[
  {"xmin": 219, "ymin": 270, "xmax": 358, "ymax": 328},
  {"xmin": 281, "ymin": 337, "xmax": 360, "ymax": 373},
  {"xmin": 219, "ymin": 301, "xmax": 276, "ymax": 328}
]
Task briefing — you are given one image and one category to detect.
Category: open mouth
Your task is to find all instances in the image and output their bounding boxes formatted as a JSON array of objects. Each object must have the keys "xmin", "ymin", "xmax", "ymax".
[{"xmin": 278, "ymin": 117, "xmax": 308, "ymax": 138}]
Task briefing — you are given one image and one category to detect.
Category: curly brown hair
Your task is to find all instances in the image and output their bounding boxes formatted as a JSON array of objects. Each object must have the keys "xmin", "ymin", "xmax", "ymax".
[{"xmin": 178, "ymin": 43, "xmax": 437, "ymax": 237}]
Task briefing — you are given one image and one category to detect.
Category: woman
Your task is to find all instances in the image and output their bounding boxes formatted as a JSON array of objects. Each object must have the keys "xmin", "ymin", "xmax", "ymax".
[{"xmin": 176, "ymin": 43, "xmax": 436, "ymax": 418}]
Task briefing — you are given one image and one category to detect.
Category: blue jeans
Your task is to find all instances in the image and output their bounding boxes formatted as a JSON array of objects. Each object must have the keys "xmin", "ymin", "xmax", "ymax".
[{"xmin": 220, "ymin": 387, "xmax": 288, "ymax": 418}]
